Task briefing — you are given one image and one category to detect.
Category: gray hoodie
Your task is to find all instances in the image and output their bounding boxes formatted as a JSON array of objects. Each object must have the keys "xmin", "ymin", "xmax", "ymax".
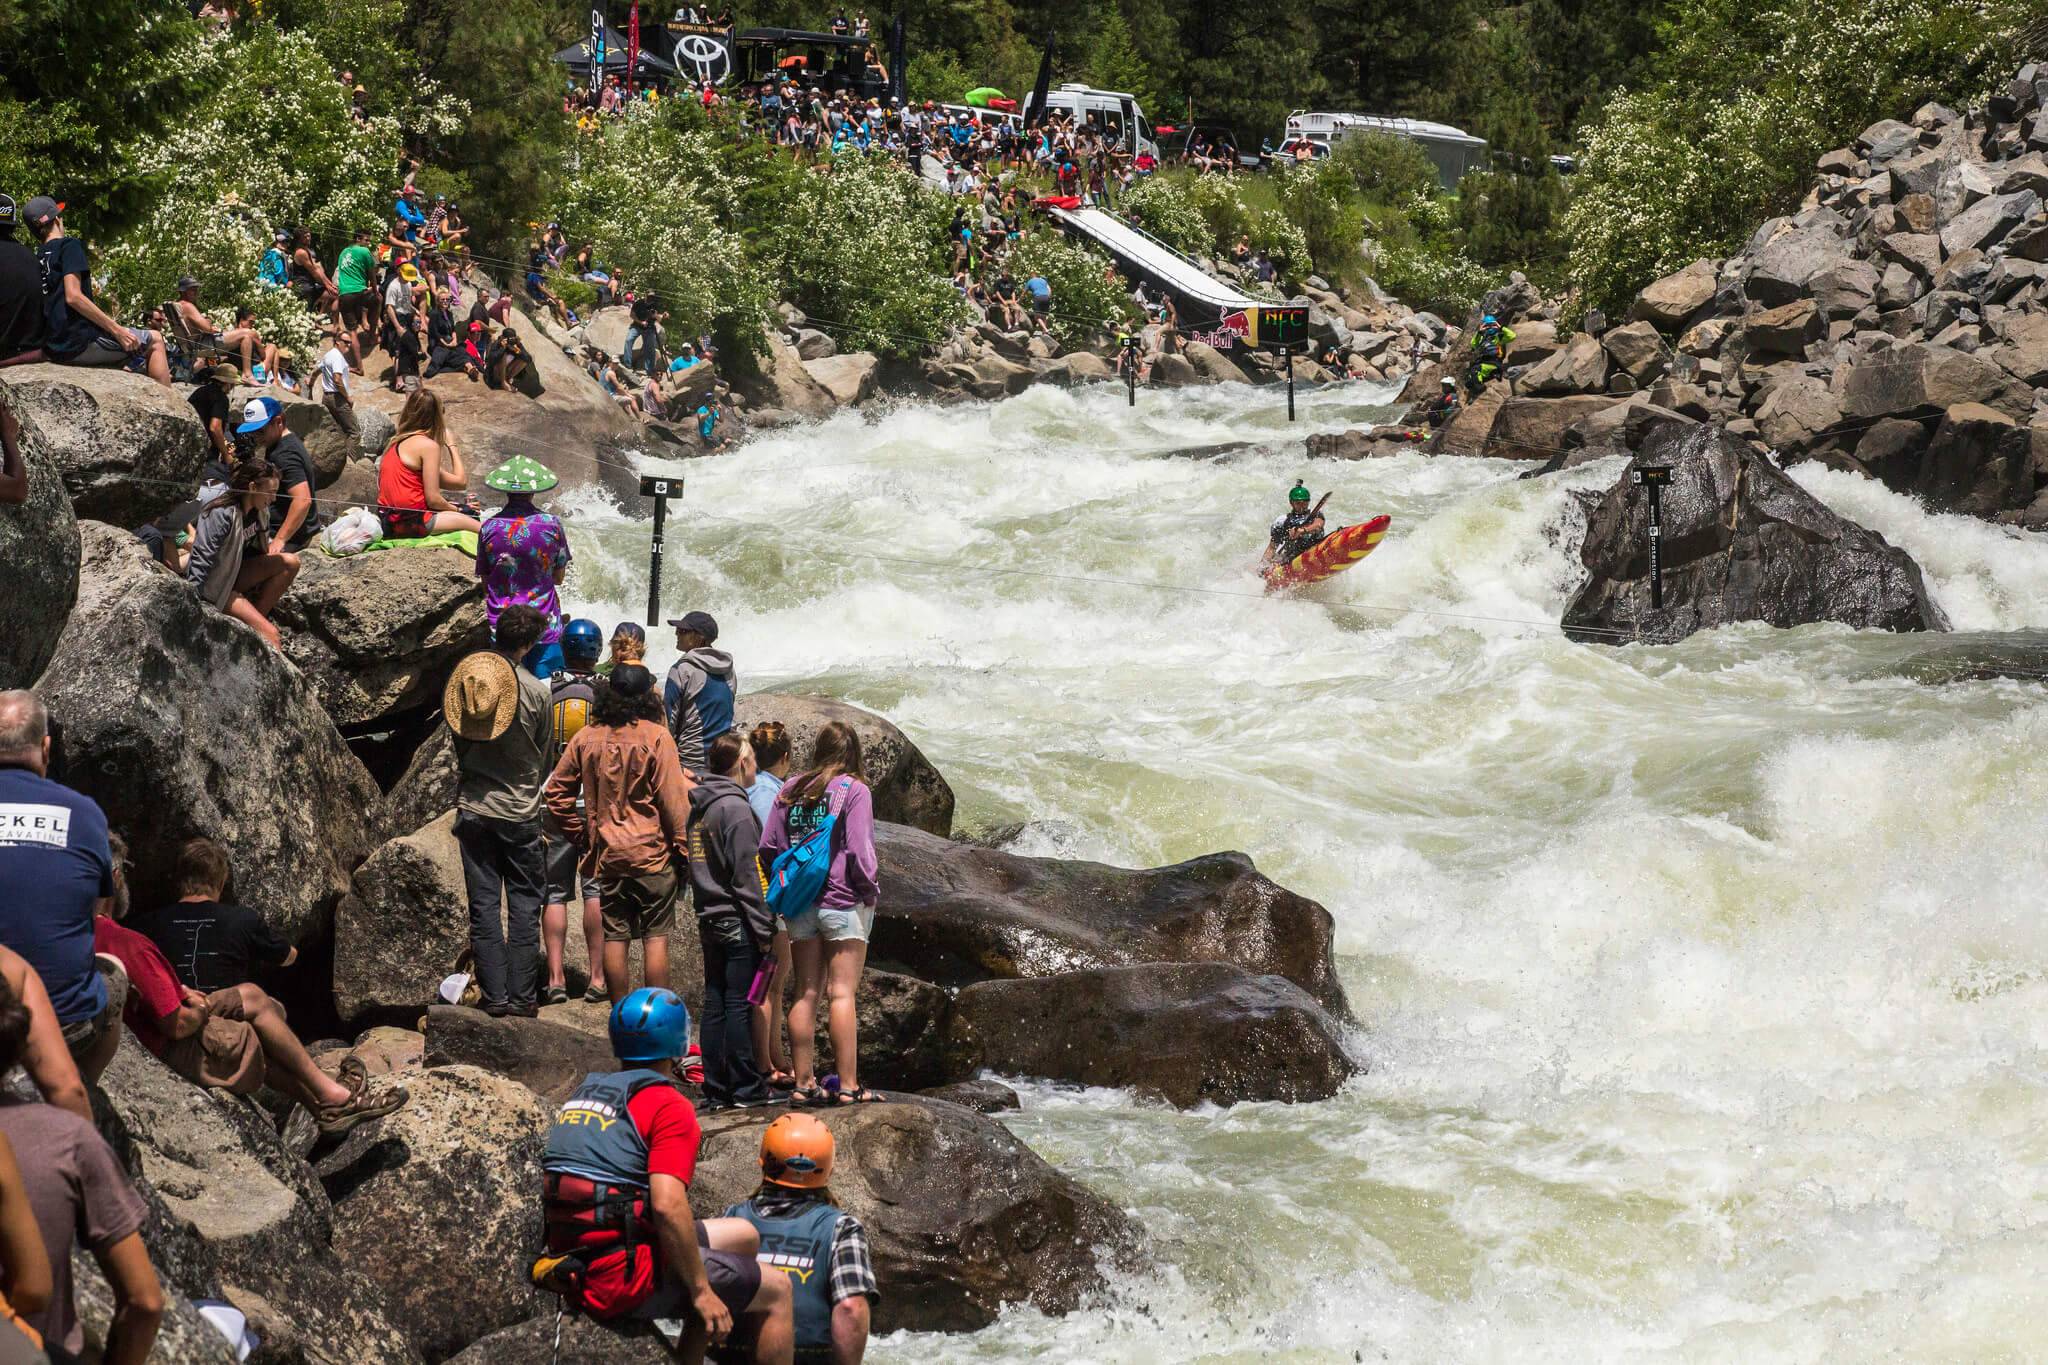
[
  {"xmin": 686, "ymin": 774, "xmax": 772, "ymax": 945},
  {"xmin": 663, "ymin": 646, "xmax": 737, "ymax": 774}
]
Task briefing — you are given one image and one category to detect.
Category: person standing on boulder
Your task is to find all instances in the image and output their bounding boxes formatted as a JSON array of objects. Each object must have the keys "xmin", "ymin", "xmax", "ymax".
[
  {"xmin": 746, "ymin": 721, "xmax": 796, "ymax": 1089},
  {"xmin": 664, "ymin": 611, "xmax": 737, "ymax": 776},
  {"xmin": 534, "ymin": 989, "xmax": 795, "ymax": 1362},
  {"xmin": 446, "ymin": 606, "xmax": 553, "ymax": 1017},
  {"xmin": 477, "ymin": 457, "xmax": 572, "ymax": 679},
  {"xmin": 544, "ymin": 662, "xmax": 692, "ymax": 1006},
  {"xmin": 722, "ymin": 1114, "xmax": 877, "ymax": 1361},
  {"xmin": 541, "ymin": 619, "xmax": 606, "ymax": 1006},
  {"xmin": 688, "ymin": 732, "xmax": 774, "ymax": 1110}
]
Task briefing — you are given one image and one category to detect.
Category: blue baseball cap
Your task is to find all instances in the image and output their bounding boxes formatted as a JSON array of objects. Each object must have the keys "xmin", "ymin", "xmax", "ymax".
[{"xmin": 233, "ymin": 396, "xmax": 283, "ymax": 435}]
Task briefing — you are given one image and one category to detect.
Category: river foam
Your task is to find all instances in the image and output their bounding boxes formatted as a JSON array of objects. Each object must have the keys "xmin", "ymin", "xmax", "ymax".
[{"xmin": 559, "ymin": 380, "xmax": 2048, "ymax": 1361}]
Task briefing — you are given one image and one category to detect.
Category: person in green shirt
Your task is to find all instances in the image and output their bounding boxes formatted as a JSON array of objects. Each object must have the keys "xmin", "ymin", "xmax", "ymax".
[{"xmin": 333, "ymin": 226, "xmax": 378, "ymax": 375}]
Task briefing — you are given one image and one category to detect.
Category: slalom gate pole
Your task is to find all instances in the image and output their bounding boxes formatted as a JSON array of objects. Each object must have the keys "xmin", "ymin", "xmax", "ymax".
[
  {"xmin": 1286, "ymin": 350, "xmax": 1296, "ymax": 422},
  {"xmin": 640, "ymin": 473, "xmax": 682, "ymax": 625}
]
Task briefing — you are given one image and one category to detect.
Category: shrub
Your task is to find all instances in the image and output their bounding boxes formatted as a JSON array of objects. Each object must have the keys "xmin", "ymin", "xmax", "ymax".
[
  {"xmin": 1005, "ymin": 232, "xmax": 1137, "ymax": 346},
  {"xmin": 1118, "ymin": 176, "xmax": 1212, "ymax": 258},
  {"xmin": 1332, "ymin": 133, "xmax": 1442, "ymax": 204},
  {"xmin": 1274, "ymin": 156, "xmax": 1365, "ymax": 276}
]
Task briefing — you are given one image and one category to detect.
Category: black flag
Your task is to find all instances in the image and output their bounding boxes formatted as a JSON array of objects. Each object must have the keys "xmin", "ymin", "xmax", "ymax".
[
  {"xmin": 889, "ymin": 11, "xmax": 906, "ymax": 106},
  {"xmin": 1024, "ymin": 31, "xmax": 1054, "ymax": 129}
]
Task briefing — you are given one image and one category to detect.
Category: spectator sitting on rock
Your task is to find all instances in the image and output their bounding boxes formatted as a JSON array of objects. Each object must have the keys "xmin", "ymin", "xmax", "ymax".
[
  {"xmin": 0, "ymin": 194, "xmax": 45, "ymax": 363},
  {"xmin": 186, "ymin": 452, "xmax": 298, "ymax": 650},
  {"xmin": 188, "ymin": 362, "xmax": 239, "ymax": 467},
  {"xmin": 723, "ymin": 1114, "xmax": 877, "ymax": 1360},
  {"xmin": 92, "ymin": 847, "xmax": 408, "ymax": 1134},
  {"xmin": 422, "ymin": 287, "xmax": 479, "ymax": 381},
  {"xmin": 478, "ymin": 457, "xmax": 571, "ymax": 677},
  {"xmin": 484, "ymin": 326, "xmax": 527, "ymax": 392},
  {"xmin": 0, "ymin": 970, "xmax": 164, "ymax": 1365},
  {"xmin": 236, "ymin": 394, "xmax": 323, "ymax": 554},
  {"xmin": 664, "ymin": 611, "xmax": 737, "ymax": 777},
  {"xmin": 170, "ymin": 275, "xmax": 277, "ymax": 385},
  {"xmin": 760, "ymin": 721, "xmax": 882, "ymax": 1106},
  {"xmin": 376, "ymin": 388, "xmax": 480, "ymax": 538},
  {"xmin": 0, "ymin": 945, "xmax": 90, "ymax": 1121},
  {"xmin": 130, "ymin": 837, "xmax": 295, "ymax": 994},
  {"xmin": 544, "ymin": 661, "xmax": 690, "ymax": 1007},
  {"xmin": 689, "ymin": 732, "xmax": 773, "ymax": 1110},
  {"xmin": 0, "ymin": 690, "xmax": 124, "ymax": 1087},
  {"xmin": 448, "ymin": 605, "xmax": 554, "ymax": 1018},
  {"xmin": 23, "ymin": 196, "xmax": 171, "ymax": 387},
  {"xmin": 536, "ymin": 989, "xmax": 794, "ymax": 1359}
]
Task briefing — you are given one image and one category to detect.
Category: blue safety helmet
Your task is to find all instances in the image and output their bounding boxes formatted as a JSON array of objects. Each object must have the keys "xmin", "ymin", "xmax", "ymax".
[
  {"xmin": 609, "ymin": 988, "xmax": 690, "ymax": 1063},
  {"xmin": 1482, "ymin": 314, "xmax": 1499, "ymax": 325},
  {"xmin": 561, "ymin": 618, "xmax": 603, "ymax": 663}
]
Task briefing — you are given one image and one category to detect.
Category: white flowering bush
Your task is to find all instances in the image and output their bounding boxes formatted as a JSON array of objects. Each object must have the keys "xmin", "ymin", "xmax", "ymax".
[
  {"xmin": 1119, "ymin": 177, "xmax": 1212, "ymax": 258},
  {"xmin": 1005, "ymin": 232, "xmax": 1138, "ymax": 345}
]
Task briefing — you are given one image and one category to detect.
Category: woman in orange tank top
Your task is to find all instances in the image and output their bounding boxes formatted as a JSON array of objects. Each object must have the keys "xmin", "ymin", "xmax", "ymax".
[{"xmin": 376, "ymin": 389, "xmax": 481, "ymax": 539}]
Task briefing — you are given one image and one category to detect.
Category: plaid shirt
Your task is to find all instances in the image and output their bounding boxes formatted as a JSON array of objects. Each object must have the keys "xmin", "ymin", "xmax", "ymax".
[{"xmin": 731, "ymin": 1189, "xmax": 879, "ymax": 1305}]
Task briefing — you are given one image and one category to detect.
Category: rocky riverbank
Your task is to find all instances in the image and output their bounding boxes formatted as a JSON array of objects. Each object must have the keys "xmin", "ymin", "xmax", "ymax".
[{"xmin": 0, "ymin": 357, "xmax": 1369, "ymax": 1359}]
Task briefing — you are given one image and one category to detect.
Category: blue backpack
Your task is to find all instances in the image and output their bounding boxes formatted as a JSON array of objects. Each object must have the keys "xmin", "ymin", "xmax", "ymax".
[{"xmin": 766, "ymin": 778, "xmax": 853, "ymax": 920}]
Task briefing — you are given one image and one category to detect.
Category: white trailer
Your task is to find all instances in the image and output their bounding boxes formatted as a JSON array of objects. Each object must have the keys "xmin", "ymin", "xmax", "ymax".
[{"xmin": 1282, "ymin": 111, "xmax": 1489, "ymax": 188}]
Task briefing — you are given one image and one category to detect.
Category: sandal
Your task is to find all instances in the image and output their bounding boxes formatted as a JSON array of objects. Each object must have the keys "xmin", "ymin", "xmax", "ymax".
[
  {"xmin": 335, "ymin": 1054, "xmax": 369, "ymax": 1098},
  {"xmin": 543, "ymin": 985, "xmax": 570, "ymax": 1006},
  {"xmin": 316, "ymin": 1081, "xmax": 411, "ymax": 1136},
  {"xmin": 791, "ymin": 1085, "xmax": 829, "ymax": 1107},
  {"xmin": 765, "ymin": 1070, "xmax": 797, "ymax": 1091},
  {"xmin": 834, "ymin": 1086, "xmax": 884, "ymax": 1105}
]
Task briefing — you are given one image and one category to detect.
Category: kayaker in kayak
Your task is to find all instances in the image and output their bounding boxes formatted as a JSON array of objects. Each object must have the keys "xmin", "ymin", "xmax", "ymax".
[{"xmin": 1264, "ymin": 482, "xmax": 1329, "ymax": 567}]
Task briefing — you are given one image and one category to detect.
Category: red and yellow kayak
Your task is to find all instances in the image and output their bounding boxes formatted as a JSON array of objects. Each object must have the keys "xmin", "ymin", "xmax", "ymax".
[{"xmin": 1263, "ymin": 514, "xmax": 1392, "ymax": 592}]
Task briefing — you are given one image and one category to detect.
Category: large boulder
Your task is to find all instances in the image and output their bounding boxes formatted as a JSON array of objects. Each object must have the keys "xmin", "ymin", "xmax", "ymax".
[
  {"xmin": 1742, "ymin": 299, "xmax": 1823, "ymax": 357},
  {"xmin": 1149, "ymin": 352, "xmax": 1200, "ymax": 388},
  {"xmin": 422, "ymin": 1005, "xmax": 616, "ymax": 1103},
  {"xmin": 1037, "ymin": 352, "xmax": 1116, "ymax": 387},
  {"xmin": 317, "ymin": 1065, "xmax": 550, "ymax": 1360},
  {"xmin": 1754, "ymin": 373, "xmax": 1847, "ymax": 454},
  {"xmin": 802, "ymin": 351, "xmax": 880, "ymax": 406},
  {"xmin": 1516, "ymin": 333, "xmax": 1610, "ymax": 396},
  {"xmin": 0, "ymin": 392, "xmax": 81, "ymax": 687},
  {"xmin": 1630, "ymin": 260, "xmax": 1719, "ymax": 331},
  {"xmin": 93, "ymin": 1039, "xmax": 421, "ymax": 1364},
  {"xmin": 1810, "ymin": 261, "xmax": 1881, "ymax": 320},
  {"xmin": 379, "ymin": 724, "xmax": 455, "ymax": 841},
  {"xmin": 1599, "ymin": 320, "xmax": 1673, "ymax": 385},
  {"xmin": 733, "ymin": 693, "xmax": 954, "ymax": 836},
  {"xmin": 579, "ymin": 305, "xmax": 632, "ymax": 361},
  {"xmin": 802, "ymin": 968, "xmax": 955, "ymax": 1091},
  {"xmin": 448, "ymin": 1316, "xmax": 675, "ymax": 1364},
  {"xmin": 872, "ymin": 823, "xmax": 1349, "ymax": 1015},
  {"xmin": 1743, "ymin": 226, "xmax": 1850, "ymax": 306},
  {"xmin": 734, "ymin": 331, "xmax": 835, "ymax": 420},
  {"xmin": 1986, "ymin": 310, "xmax": 2048, "ymax": 387},
  {"xmin": 944, "ymin": 963, "xmax": 1358, "ymax": 1107},
  {"xmin": 0, "ymin": 365, "xmax": 208, "ymax": 524},
  {"xmin": 688, "ymin": 1099, "xmax": 1140, "ymax": 1332},
  {"xmin": 1561, "ymin": 425, "xmax": 1949, "ymax": 644},
  {"xmin": 1427, "ymin": 382, "xmax": 1507, "ymax": 455},
  {"xmin": 1878, "ymin": 231, "xmax": 1941, "ymax": 282},
  {"xmin": 273, "ymin": 543, "xmax": 489, "ymax": 729},
  {"xmin": 37, "ymin": 523, "xmax": 379, "ymax": 942},
  {"xmin": 1835, "ymin": 342, "xmax": 2034, "ymax": 420},
  {"xmin": 1939, "ymin": 188, "xmax": 2041, "ymax": 257},
  {"xmin": 1905, "ymin": 403, "xmax": 2038, "ymax": 517},
  {"xmin": 1181, "ymin": 340, "xmax": 1244, "ymax": 384},
  {"xmin": 1486, "ymin": 395, "xmax": 1624, "ymax": 460}
]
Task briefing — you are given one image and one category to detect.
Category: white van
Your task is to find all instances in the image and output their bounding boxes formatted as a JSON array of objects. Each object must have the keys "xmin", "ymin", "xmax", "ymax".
[
  {"xmin": 1022, "ymin": 83, "xmax": 1160, "ymax": 159},
  {"xmin": 1281, "ymin": 111, "xmax": 1489, "ymax": 189}
]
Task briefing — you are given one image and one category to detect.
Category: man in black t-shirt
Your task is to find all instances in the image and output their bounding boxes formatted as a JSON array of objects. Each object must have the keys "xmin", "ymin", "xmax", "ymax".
[
  {"xmin": 132, "ymin": 837, "xmax": 296, "ymax": 995},
  {"xmin": 188, "ymin": 363, "xmax": 238, "ymax": 464},
  {"xmin": 233, "ymin": 396, "xmax": 323, "ymax": 550},
  {"xmin": 23, "ymin": 196, "xmax": 171, "ymax": 386},
  {"xmin": 0, "ymin": 193, "xmax": 46, "ymax": 360}
]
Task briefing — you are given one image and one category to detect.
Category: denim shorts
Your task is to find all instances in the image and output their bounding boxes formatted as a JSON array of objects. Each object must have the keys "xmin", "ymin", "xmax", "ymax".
[{"xmin": 783, "ymin": 903, "xmax": 874, "ymax": 944}]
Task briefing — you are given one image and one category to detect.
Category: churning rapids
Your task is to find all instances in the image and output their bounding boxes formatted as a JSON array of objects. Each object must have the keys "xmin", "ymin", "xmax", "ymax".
[{"xmin": 558, "ymin": 378, "xmax": 2048, "ymax": 1362}]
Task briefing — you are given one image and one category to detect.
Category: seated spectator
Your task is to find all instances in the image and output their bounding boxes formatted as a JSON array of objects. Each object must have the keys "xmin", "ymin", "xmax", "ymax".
[
  {"xmin": 0, "ymin": 945, "xmax": 90, "ymax": 1121},
  {"xmin": 169, "ymin": 276, "xmax": 277, "ymax": 385},
  {"xmin": 0, "ymin": 194, "xmax": 45, "ymax": 362},
  {"xmin": 722, "ymin": 1114, "xmax": 877, "ymax": 1361},
  {"xmin": 186, "ymin": 452, "xmax": 298, "ymax": 650},
  {"xmin": 376, "ymin": 388, "xmax": 479, "ymax": 538},
  {"xmin": 23, "ymin": 197, "xmax": 171, "ymax": 387},
  {"xmin": 236, "ymin": 394, "xmax": 323, "ymax": 553},
  {"xmin": 287, "ymin": 226, "xmax": 339, "ymax": 315},
  {"xmin": 422, "ymin": 291, "xmax": 479, "ymax": 380},
  {"xmin": 0, "ymin": 690, "xmax": 122, "ymax": 1086},
  {"xmin": 131, "ymin": 838, "xmax": 294, "ymax": 994},
  {"xmin": 95, "ymin": 898, "xmax": 407, "ymax": 1133},
  {"xmin": 0, "ymin": 972, "xmax": 162, "ymax": 1365},
  {"xmin": 484, "ymin": 326, "xmax": 527, "ymax": 392}
]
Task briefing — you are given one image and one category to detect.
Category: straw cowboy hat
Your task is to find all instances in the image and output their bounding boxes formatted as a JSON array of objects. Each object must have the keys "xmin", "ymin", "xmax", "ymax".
[{"xmin": 443, "ymin": 651, "xmax": 519, "ymax": 741}]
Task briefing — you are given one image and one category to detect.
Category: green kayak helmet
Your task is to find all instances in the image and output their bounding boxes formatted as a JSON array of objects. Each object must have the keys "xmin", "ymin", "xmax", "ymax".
[{"xmin": 1288, "ymin": 482, "xmax": 1311, "ymax": 504}]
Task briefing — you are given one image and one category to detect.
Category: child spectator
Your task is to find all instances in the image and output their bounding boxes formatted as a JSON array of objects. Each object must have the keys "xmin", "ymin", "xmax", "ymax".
[{"xmin": 130, "ymin": 837, "xmax": 295, "ymax": 994}]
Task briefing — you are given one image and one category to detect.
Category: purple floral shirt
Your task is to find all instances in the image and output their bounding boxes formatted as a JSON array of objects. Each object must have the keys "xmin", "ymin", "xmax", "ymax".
[{"xmin": 477, "ymin": 509, "xmax": 571, "ymax": 642}]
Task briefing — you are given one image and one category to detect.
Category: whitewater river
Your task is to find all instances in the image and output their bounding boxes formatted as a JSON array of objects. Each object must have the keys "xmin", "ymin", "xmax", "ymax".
[{"xmin": 559, "ymin": 378, "xmax": 2048, "ymax": 1362}]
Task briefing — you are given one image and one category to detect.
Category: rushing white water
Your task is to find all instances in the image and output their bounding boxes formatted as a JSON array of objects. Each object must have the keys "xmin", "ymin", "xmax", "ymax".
[{"xmin": 556, "ymin": 379, "xmax": 2048, "ymax": 1362}]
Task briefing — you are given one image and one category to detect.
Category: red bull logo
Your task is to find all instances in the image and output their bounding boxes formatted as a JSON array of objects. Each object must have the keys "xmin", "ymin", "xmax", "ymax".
[{"xmin": 1189, "ymin": 309, "xmax": 1250, "ymax": 351}]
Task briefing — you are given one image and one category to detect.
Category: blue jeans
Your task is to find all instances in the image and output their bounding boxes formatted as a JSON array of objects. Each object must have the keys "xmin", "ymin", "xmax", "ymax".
[{"xmin": 453, "ymin": 812, "xmax": 546, "ymax": 1009}]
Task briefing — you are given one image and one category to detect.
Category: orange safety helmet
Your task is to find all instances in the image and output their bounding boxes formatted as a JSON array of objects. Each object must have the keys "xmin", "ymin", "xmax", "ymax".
[{"xmin": 760, "ymin": 1113, "xmax": 835, "ymax": 1190}]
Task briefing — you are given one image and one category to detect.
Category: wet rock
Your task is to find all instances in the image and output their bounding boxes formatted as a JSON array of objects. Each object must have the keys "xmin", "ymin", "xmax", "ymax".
[
  {"xmin": 1561, "ymin": 425, "xmax": 1949, "ymax": 644},
  {"xmin": 872, "ymin": 823, "xmax": 1349, "ymax": 1015},
  {"xmin": 1181, "ymin": 340, "xmax": 1244, "ymax": 384},
  {"xmin": 803, "ymin": 351, "xmax": 879, "ymax": 406},
  {"xmin": 733, "ymin": 693, "xmax": 955, "ymax": 836},
  {"xmin": 1563, "ymin": 400, "xmax": 1696, "ymax": 455},
  {"xmin": 0, "ymin": 394, "xmax": 80, "ymax": 687},
  {"xmin": 1630, "ymin": 260, "xmax": 1719, "ymax": 331},
  {"xmin": 1037, "ymin": 352, "xmax": 1116, "ymax": 387},
  {"xmin": 1488, "ymin": 395, "xmax": 1625, "ymax": 460},
  {"xmin": 802, "ymin": 968, "xmax": 956, "ymax": 1091},
  {"xmin": 1428, "ymin": 382, "xmax": 1507, "ymax": 455},
  {"xmin": 1906, "ymin": 403, "xmax": 2038, "ymax": 517},
  {"xmin": 317, "ymin": 1065, "xmax": 550, "ymax": 1359},
  {"xmin": 273, "ymin": 543, "xmax": 489, "ymax": 729},
  {"xmin": 919, "ymin": 1078, "xmax": 1020, "ymax": 1113},
  {"xmin": 968, "ymin": 352, "xmax": 1035, "ymax": 399},
  {"xmin": 38, "ymin": 523, "xmax": 378, "ymax": 943},
  {"xmin": 0, "ymin": 364, "xmax": 208, "ymax": 524},
  {"xmin": 1305, "ymin": 428, "xmax": 1427, "ymax": 460},
  {"xmin": 1516, "ymin": 333, "xmax": 1610, "ymax": 396},
  {"xmin": 688, "ymin": 1098, "xmax": 1140, "ymax": 1332},
  {"xmin": 422, "ymin": 1005, "xmax": 618, "ymax": 1103},
  {"xmin": 1150, "ymin": 352, "xmax": 1201, "ymax": 388},
  {"xmin": 945, "ymin": 962, "xmax": 1357, "ymax": 1107}
]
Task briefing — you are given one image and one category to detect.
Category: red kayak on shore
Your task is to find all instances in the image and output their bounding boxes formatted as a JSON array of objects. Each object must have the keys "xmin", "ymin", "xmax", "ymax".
[{"xmin": 1263, "ymin": 515, "xmax": 1392, "ymax": 592}]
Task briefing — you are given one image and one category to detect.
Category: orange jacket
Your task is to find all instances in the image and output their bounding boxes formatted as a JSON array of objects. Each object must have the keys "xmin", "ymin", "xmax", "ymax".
[{"xmin": 543, "ymin": 719, "xmax": 694, "ymax": 878}]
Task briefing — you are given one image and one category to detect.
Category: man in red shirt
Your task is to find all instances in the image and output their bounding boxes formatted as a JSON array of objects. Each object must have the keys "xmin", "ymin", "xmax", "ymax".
[
  {"xmin": 538, "ymin": 988, "xmax": 793, "ymax": 1363},
  {"xmin": 92, "ymin": 907, "xmax": 408, "ymax": 1135}
]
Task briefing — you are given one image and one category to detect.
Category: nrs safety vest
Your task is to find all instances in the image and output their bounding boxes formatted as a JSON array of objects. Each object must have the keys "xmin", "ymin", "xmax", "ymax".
[
  {"xmin": 540, "ymin": 1069, "xmax": 679, "ymax": 1264},
  {"xmin": 731, "ymin": 1197, "xmax": 844, "ymax": 1349}
]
